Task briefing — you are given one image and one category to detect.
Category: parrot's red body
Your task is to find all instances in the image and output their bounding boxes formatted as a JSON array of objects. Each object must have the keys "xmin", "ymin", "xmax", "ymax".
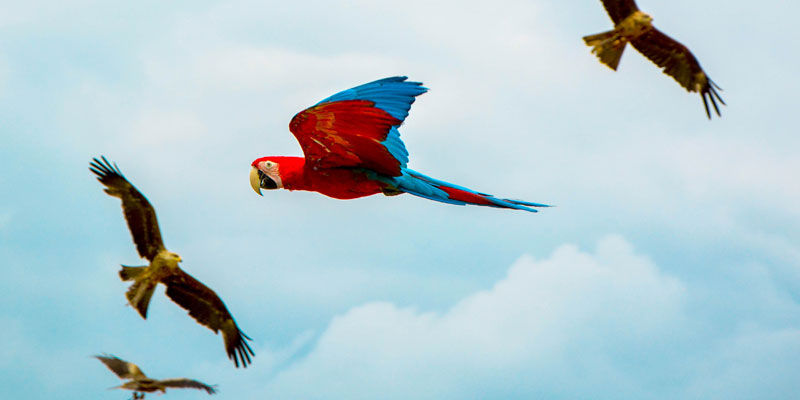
[
  {"xmin": 250, "ymin": 77, "xmax": 549, "ymax": 212},
  {"xmin": 258, "ymin": 155, "xmax": 388, "ymax": 200}
]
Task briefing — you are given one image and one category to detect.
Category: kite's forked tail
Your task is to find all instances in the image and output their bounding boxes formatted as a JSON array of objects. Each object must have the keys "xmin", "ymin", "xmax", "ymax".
[
  {"xmin": 119, "ymin": 265, "xmax": 147, "ymax": 281},
  {"xmin": 120, "ymin": 266, "xmax": 157, "ymax": 319},
  {"xmin": 583, "ymin": 30, "xmax": 626, "ymax": 70},
  {"xmin": 394, "ymin": 169, "xmax": 551, "ymax": 212}
]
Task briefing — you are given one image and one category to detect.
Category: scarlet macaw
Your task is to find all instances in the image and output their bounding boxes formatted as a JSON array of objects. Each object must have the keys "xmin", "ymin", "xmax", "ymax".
[{"xmin": 250, "ymin": 76, "xmax": 549, "ymax": 212}]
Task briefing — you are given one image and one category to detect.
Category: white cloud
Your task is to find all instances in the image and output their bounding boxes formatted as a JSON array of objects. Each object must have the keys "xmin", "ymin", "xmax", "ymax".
[
  {"xmin": 260, "ymin": 236, "xmax": 691, "ymax": 399},
  {"xmin": 241, "ymin": 236, "xmax": 800, "ymax": 399}
]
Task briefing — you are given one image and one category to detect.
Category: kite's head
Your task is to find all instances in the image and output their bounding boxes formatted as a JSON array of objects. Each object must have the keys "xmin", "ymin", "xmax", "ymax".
[
  {"xmin": 156, "ymin": 251, "xmax": 182, "ymax": 265},
  {"xmin": 633, "ymin": 10, "xmax": 653, "ymax": 24},
  {"xmin": 250, "ymin": 156, "xmax": 287, "ymax": 195},
  {"xmin": 167, "ymin": 252, "xmax": 182, "ymax": 263},
  {"xmin": 153, "ymin": 250, "xmax": 183, "ymax": 265}
]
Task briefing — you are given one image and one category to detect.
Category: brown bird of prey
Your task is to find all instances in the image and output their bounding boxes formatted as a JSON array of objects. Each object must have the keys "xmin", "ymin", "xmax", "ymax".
[
  {"xmin": 583, "ymin": 0, "xmax": 725, "ymax": 118},
  {"xmin": 90, "ymin": 156, "xmax": 254, "ymax": 368},
  {"xmin": 95, "ymin": 354, "xmax": 216, "ymax": 399}
]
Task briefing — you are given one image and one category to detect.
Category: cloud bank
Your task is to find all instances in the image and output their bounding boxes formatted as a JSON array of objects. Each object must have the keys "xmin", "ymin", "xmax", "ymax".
[{"xmin": 257, "ymin": 236, "xmax": 799, "ymax": 399}]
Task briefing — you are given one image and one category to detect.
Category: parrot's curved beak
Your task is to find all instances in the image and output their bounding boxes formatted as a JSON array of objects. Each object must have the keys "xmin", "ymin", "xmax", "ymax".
[
  {"xmin": 250, "ymin": 167, "xmax": 263, "ymax": 196},
  {"xmin": 250, "ymin": 166, "xmax": 279, "ymax": 195}
]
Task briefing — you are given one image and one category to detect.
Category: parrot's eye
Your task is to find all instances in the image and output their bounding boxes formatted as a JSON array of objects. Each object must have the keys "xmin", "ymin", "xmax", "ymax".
[{"xmin": 264, "ymin": 161, "xmax": 275, "ymax": 169}]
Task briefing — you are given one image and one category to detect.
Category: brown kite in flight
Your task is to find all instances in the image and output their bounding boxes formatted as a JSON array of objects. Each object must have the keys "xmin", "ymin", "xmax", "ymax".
[
  {"xmin": 90, "ymin": 157, "xmax": 254, "ymax": 368},
  {"xmin": 583, "ymin": 0, "xmax": 725, "ymax": 118},
  {"xmin": 95, "ymin": 354, "xmax": 216, "ymax": 399}
]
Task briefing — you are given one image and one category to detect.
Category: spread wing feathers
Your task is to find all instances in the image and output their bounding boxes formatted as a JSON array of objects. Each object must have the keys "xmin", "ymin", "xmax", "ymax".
[
  {"xmin": 161, "ymin": 269, "xmax": 254, "ymax": 368},
  {"xmin": 314, "ymin": 76, "xmax": 427, "ymax": 121},
  {"xmin": 393, "ymin": 169, "xmax": 551, "ymax": 212},
  {"xmin": 290, "ymin": 100, "xmax": 406, "ymax": 176},
  {"xmin": 158, "ymin": 378, "xmax": 217, "ymax": 394},
  {"xmin": 630, "ymin": 28, "xmax": 725, "ymax": 118},
  {"xmin": 95, "ymin": 355, "xmax": 147, "ymax": 380},
  {"xmin": 289, "ymin": 76, "xmax": 428, "ymax": 176},
  {"xmin": 600, "ymin": 0, "xmax": 639, "ymax": 24},
  {"xmin": 90, "ymin": 157, "xmax": 165, "ymax": 261}
]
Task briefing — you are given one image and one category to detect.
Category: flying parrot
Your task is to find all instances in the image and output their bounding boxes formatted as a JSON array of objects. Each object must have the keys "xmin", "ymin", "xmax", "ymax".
[{"xmin": 250, "ymin": 76, "xmax": 549, "ymax": 212}]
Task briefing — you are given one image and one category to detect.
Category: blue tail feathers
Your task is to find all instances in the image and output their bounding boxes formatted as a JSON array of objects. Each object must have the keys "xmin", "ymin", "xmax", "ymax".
[{"xmin": 392, "ymin": 169, "xmax": 550, "ymax": 212}]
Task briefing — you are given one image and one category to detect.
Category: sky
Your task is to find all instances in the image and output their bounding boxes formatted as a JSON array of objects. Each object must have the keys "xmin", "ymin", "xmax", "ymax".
[{"xmin": 1, "ymin": 0, "xmax": 799, "ymax": 398}]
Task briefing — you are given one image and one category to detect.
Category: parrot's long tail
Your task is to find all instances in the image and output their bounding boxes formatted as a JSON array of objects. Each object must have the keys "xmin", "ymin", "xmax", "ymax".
[
  {"xmin": 583, "ymin": 29, "xmax": 626, "ymax": 71},
  {"xmin": 393, "ymin": 169, "xmax": 550, "ymax": 212}
]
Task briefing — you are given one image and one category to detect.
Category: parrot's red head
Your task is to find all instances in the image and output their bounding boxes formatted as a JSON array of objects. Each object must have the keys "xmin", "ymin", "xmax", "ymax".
[{"xmin": 250, "ymin": 156, "xmax": 304, "ymax": 195}]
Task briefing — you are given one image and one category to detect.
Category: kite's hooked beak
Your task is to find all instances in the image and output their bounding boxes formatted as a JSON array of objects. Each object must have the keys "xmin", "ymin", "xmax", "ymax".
[{"xmin": 250, "ymin": 167, "xmax": 263, "ymax": 196}]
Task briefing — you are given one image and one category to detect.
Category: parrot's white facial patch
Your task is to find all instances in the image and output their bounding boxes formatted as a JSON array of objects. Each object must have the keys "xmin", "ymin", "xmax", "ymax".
[{"xmin": 258, "ymin": 161, "xmax": 283, "ymax": 189}]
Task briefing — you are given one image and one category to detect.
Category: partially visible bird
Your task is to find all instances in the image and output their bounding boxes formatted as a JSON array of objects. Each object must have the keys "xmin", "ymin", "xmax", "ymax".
[
  {"xmin": 95, "ymin": 354, "xmax": 216, "ymax": 399},
  {"xmin": 583, "ymin": 0, "xmax": 725, "ymax": 118},
  {"xmin": 250, "ymin": 76, "xmax": 550, "ymax": 212},
  {"xmin": 90, "ymin": 156, "xmax": 254, "ymax": 368}
]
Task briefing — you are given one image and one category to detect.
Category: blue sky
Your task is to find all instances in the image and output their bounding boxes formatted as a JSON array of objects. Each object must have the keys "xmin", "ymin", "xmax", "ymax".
[{"xmin": 1, "ymin": 0, "xmax": 799, "ymax": 398}]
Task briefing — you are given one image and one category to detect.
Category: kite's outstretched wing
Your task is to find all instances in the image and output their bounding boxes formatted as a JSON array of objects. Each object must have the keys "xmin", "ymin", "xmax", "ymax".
[
  {"xmin": 95, "ymin": 354, "xmax": 147, "ymax": 380},
  {"xmin": 600, "ymin": 0, "xmax": 639, "ymax": 24},
  {"xmin": 630, "ymin": 28, "xmax": 725, "ymax": 118},
  {"xmin": 90, "ymin": 157, "xmax": 165, "ymax": 260},
  {"xmin": 289, "ymin": 76, "xmax": 427, "ymax": 177},
  {"xmin": 159, "ymin": 378, "xmax": 217, "ymax": 394},
  {"xmin": 162, "ymin": 268, "xmax": 254, "ymax": 368}
]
